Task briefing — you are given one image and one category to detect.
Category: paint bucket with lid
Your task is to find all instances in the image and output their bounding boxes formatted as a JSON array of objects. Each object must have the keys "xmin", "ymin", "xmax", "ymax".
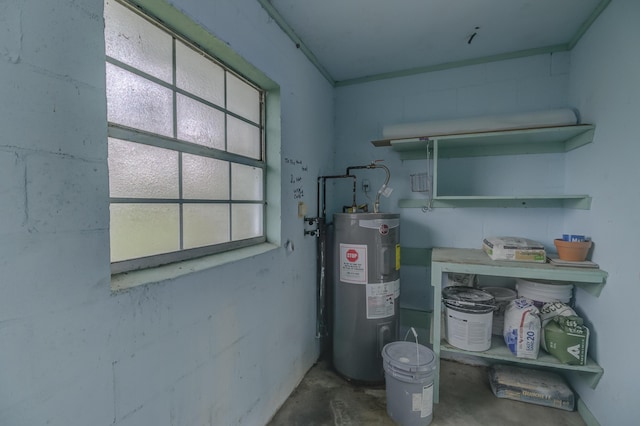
[
  {"xmin": 482, "ymin": 287, "xmax": 517, "ymax": 336},
  {"xmin": 516, "ymin": 278, "xmax": 573, "ymax": 308},
  {"xmin": 382, "ymin": 337, "xmax": 436, "ymax": 426},
  {"xmin": 443, "ymin": 286, "xmax": 496, "ymax": 351}
]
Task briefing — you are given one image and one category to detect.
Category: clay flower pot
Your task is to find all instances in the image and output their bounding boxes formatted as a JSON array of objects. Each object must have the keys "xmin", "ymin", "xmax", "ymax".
[{"xmin": 554, "ymin": 239, "xmax": 592, "ymax": 261}]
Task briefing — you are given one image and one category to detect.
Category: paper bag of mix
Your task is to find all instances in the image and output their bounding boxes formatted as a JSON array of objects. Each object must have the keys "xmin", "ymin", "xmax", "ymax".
[
  {"xmin": 488, "ymin": 364, "xmax": 575, "ymax": 411},
  {"xmin": 540, "ymin": 302, "xmax": 590, "ymax": 366},
  {"xmin": 482, "ymin": 236, "xmax": 546, "ymax": 263}
]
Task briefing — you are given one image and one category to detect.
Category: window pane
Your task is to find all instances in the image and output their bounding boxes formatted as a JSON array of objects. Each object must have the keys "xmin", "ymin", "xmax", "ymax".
[
  {"xmin": 182, "ymin": 154, "xmax": 229, "ymax": 200},
  {"xmin": 176, "ymin": 94, "xmax": 225, "ymax": 149},
  {"xmin": 231, "ymin": 163, "xmax": 263, "ymax": 201},
  {"xmin": 227, "ymin": 73, "xmax": 260, "ymax": 123},
  {"xmin": 108, "ymin": 138, "xmax": 179, "ymax": 199},
  {"xmin": 104, "ymin": 0, "xmax": 173, "ymax": 83},
  {"xmin": 110, "ymin": 203, "xmax": 180, "ymax": 262},
  {"xmin": 183, "ymin": 204, "xmax": 230, "ymax": 249},
  {"xmin": 231, "ymin": 204, "xmax": 263, "ymax": 240},
  {"xmin": 106, "ymin": 63, "xmax": 173, "ymax": 137},
  {"xmin": 176, "ymin": 41, "xmax": 225, "ymax": 106},
  {"xmin": 227, "ymin": 115, "xmax": 261, "ymax": 159}
]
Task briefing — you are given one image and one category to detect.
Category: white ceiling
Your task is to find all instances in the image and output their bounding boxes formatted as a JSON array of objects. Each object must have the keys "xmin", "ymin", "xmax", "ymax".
[{"xmin": 261, "ymin": 0, "xmax": 609, "ymax": 85}]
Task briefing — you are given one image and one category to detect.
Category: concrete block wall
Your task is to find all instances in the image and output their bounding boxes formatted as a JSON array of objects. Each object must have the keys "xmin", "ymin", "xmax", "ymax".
[
  {"xmin": 334, "ymin": 53, "xmax": 572, "ymax": 311},
  {"xmin": 0, "ymin": 0, "xmax": 333, "ymax": 425}
]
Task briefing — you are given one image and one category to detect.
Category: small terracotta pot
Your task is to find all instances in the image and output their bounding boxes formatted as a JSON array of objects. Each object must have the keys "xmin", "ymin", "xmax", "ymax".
[{"xmin": 554, "ymin": 239, "xmax": 592, "ymax": 261}]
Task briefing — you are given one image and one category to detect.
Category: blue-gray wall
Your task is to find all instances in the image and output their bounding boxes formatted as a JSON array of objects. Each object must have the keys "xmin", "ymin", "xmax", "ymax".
[
  {"xmin": 333, "ymin": 1, "xmax": 638, "ymax": 424},
  {"xmin": 566, "ymin": 0, "xmax": 640, "ymax": 423},
  {"xmin": 1, "ymin": 0, "xmax": 637, "ymax": 424},
  {"xmin": 0, "ymin": 0, "xmax": 333, "ymax": 425}
]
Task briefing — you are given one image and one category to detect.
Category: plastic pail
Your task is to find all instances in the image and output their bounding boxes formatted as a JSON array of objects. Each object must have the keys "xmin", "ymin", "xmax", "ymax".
[
  {"xmin": 382, "ymin": 341, "xmax": 436, "ymax": 426},
  {"xmin": 482, "ymin": 287, "xmax": 517, "ymax": 336},
  {"xmin": 516, "ymin": 278, "xmax": 573, "ymax": 307},
  {"xmin": 443, "ymin": 286, "xmax": 495, "ymax": 351}
]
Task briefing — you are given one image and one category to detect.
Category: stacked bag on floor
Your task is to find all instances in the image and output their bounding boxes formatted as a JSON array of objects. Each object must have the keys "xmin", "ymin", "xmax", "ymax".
[{"xmin": 502, "ymin": 299, "xmax": 590, "ymax": 365}]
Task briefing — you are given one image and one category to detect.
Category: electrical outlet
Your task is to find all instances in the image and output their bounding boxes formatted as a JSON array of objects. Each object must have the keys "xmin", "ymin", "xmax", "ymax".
[{"xmin": 362, "ymin": 179, "xmax": 370, "ymax": 192}]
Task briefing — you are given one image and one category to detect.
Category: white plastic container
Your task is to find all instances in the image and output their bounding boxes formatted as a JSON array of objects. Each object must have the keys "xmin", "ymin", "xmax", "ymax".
[
  {"xmin": 516, "ymin": 278, "xmax": 573, "ymax": 307},
  {"xmin": 482, "ymin": 287, "xmax": 517, "ymax": 336},
  {"xmin": 443, "ymin": 287, "xmax": 495, "ymax": 352},
  {"xmin": 382, "ymin": 341, "xmax": 436, "ymax": 426}
]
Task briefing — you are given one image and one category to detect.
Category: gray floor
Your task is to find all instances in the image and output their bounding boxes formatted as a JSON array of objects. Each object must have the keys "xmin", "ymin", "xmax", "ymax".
[{"xmin": 268, "ymin": 359, "xmax": 586, "ymax": 426}]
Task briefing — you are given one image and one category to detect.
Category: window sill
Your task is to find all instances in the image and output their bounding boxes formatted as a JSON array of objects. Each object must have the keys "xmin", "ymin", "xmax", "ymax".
[{"xmin": 110, "ymin": 242, "xmax": 279, "ymax": 292}]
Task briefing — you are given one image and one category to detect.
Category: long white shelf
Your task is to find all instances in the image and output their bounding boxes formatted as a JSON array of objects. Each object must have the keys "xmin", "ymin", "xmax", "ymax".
[
  {"xmin": 376, "ymin": 125, "xmax": 596, "ymax": 209},
  {"xmin": 399, "ymin": 195, "xmax": 592, "ymax": 210}
]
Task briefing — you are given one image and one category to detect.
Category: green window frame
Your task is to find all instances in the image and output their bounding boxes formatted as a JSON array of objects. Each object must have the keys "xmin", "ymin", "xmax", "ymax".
[{"xmin": 105, "ymin": 0, "xmax": 270, "ymax": 274}]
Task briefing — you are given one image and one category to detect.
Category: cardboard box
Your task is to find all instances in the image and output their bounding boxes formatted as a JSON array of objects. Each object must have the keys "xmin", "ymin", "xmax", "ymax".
[{"xmin": 482, "ymin": 236, "xmax": 546, "ymax": 263}]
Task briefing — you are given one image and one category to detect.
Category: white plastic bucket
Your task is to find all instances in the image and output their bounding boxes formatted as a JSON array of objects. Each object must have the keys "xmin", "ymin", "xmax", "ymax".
[
  {"xmin": 516, "ymin": 278, "xmax": 573, "ymax": 307},
  {"xmin": 382, "ymin": 341, "xmax": 436, "ymax": 426},
  {"xmin": 443, "ymin": 286, "xmax": 495, "ymax": 352},
  {"xmin": 482, "ymin": 287, "xmax": 517, "ymax": 336}
]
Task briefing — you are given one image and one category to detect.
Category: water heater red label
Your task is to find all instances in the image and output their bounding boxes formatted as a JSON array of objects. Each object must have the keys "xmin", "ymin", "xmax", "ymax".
[
  {"xmin": 339, "ymin": 244, "xmax": 367, "ymax": 284},
  {"xmin": 346, "ymin": 249, "xmax": 359, "ymax": 262}
]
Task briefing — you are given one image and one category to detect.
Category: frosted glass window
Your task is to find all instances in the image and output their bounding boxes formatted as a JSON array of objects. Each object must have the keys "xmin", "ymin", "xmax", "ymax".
[
  {"xmin": 231, "ymin": 163, "xmax": 263, "ymax": 201},
  {"xmin": 227, "ymin": 116, "xmax": 261, "ymax": 159},
  {"xmin": 176, "ymin": 41, "xmax": 225, "ymax": 106},
  {"xmin": 182, "ymin": 154, "xmax": 229, "ymax": 200},
  {"xmin": 231, "ymin": 204, "xmax": 263, "ymax": 241},
  {"xmin": 104, "ymin": 0, "xmax": 173, "ymax": 83},
  {"xmin": 110, "ymin": 204, "xmax": 180, "ymax": 262},
  {"xmin": 176, "ymin": 94, "xmax": 225, "ymax": 149},
  {"xmin": 183, "ymin": 204, "xmax": 230, "ymax": 249},
  {"xmin": 106, "ymin": 63, "xmax": 173, "ymax": 137},
  {"xmin": 227, "ymin": 73, "xmax": 261, "ymax": 123},
  {"xmin": 105, "ymin": 1, "xmax": 267, "ymax": 272},
  {"xmin": 108, "ymin": 138, "xmax": 179, "ymax": 199}
]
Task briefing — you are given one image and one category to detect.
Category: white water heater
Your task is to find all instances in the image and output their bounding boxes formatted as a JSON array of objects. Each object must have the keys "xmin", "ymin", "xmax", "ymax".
[{"xmin": 332, "ymin": 212, "xmax": 400, "ymax": 383}]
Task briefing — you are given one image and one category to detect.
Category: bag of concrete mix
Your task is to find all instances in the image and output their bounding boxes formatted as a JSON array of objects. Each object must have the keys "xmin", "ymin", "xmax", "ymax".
[
  {"xmin": 503, "ymin": 298, "xmax": 541, "ymax": 359},
  {"xmin": 544, "ymin": 315, "xmax": 590, "ymax": 365},
  {"xmin": 539, "ymin": 302, "xmax": 576, "ymax": 351}
]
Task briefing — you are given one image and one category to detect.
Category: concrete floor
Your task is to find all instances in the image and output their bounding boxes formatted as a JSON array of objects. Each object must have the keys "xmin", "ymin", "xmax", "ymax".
[{"xmin": 267, "ymin": 359, "xmax": 586, "ymax": 426}]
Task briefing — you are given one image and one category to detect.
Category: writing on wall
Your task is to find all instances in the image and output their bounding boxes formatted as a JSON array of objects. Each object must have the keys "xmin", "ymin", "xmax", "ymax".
[{"xmin": 285, "ymin": 157, "xmax": 308, "ymax": 200}]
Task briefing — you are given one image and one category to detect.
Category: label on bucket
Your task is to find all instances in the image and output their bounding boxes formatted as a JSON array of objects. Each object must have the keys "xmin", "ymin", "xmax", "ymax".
[
  {"xmin": 411, "ymin": 384, "xmax": 433, "ymax": 418},
  {"xmin": 446, "ymin": 308, "xmax": 492, "ymax": 351}
]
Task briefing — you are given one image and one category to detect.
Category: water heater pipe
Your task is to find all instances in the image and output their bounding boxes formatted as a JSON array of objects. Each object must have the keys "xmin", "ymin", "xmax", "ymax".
[
  {"xmin": 313, "ymin": 174, "xmax": 356, "ymax": 358},
  {"xmin": 346, "ymin": 161, "xmax": 390, "ymax": 213}
]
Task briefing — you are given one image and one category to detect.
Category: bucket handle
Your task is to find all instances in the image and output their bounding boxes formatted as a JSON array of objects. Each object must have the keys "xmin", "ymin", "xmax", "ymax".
[
  {"xmin": 444, "ymin": 299, "xmax": 497, "ymax": 310},
  {"xmin": 403, "ymin": 327, "xmax": 420, "ymax": 366}
]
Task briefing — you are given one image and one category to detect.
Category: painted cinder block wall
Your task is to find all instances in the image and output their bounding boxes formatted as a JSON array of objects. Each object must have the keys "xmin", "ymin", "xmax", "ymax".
[
  {"xmin": 0, "ymin": 0, "xmax": 333, "ymax": 425},
  {"xmin": 333, "ymin": 1, "xmax": 639, "ymax": 424},
  {"xmin": 2, "ymin": 0, "xmax": 638, "ymax": 425}
]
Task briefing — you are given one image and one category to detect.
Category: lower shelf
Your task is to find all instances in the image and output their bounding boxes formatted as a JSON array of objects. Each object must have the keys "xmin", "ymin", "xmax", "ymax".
[{"xmin": 440, "ymin": 335, "xmax": 604, "ymax": 388}]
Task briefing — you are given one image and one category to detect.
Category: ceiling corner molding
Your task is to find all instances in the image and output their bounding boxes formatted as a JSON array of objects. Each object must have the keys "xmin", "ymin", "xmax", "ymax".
[
  {"xmin": 257, "ymin": 0, "xmax": 336, "ymax": 86},
  {"xmin": 335, "ymin": 44, "xmax": 570, "ymax": 87},
  {"xmin": 568, "ymin": 0, "xmax": 611, "ymax": 49}
]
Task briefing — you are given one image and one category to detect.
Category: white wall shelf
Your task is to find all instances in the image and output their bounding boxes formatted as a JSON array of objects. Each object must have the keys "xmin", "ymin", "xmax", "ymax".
[
  {"xmin": 430, "ymin": 248, "xmax": 608, "ymax": 403},
  {"xmin": 377, "ymin": 124, "xmax": 596, "ymax": 209}
]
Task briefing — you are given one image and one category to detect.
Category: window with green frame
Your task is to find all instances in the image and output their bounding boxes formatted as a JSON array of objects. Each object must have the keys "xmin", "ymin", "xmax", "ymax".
[{"xmin": 104, "ymin": 0, "xmax": 267, "ymax": 274}]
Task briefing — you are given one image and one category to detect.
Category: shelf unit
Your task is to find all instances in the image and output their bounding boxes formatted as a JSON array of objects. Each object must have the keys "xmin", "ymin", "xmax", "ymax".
[
  {"xmin": 430, "ymin": 248, "xmax": 608, "ymax": 403},
  {"xmin": 378, "ymin": 124, "xmax": 595, "ymax": 209}
]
